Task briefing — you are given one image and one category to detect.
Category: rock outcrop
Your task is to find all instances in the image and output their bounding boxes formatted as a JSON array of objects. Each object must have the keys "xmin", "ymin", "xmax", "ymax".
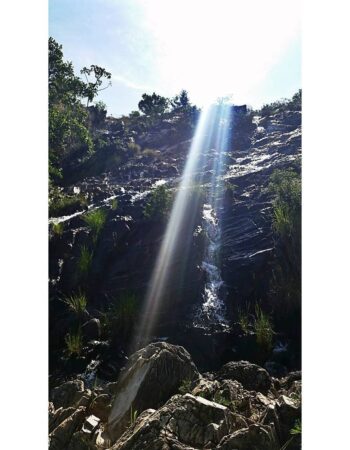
[
  {"xmin": 48, "ymin": 344, "xmax": 301, "ymax": 449},
  {"xmin": 107, "ymin": 342, "xmax": 200, "ymax": 440}
]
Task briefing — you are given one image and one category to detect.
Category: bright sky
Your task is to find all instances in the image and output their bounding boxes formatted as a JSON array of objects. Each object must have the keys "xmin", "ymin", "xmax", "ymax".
[{"xmin": 49, "ymin": 0, "xmax": 301, "ymax": 116}]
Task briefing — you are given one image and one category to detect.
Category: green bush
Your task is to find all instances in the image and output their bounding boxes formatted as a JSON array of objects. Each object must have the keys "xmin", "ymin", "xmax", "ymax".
[
  {"xmin": 143, "ymin": 185, "xmax": 172, "ymax": 220},
  {"xmin": 83, "ymin": 208, "xmax": 107, "ymax": 243}
]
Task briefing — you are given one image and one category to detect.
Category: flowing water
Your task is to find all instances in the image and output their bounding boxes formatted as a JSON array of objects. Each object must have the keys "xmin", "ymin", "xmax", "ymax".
[{"xmin": 194, "ymin": 203, "xmax": 228, "ymax": 327}]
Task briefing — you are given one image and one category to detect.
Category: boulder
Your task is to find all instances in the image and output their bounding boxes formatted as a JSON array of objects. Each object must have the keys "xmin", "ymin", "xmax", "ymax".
[
  {"xmin": 217, "ymin": 423, "xmax": 279, "ymax": 450},
  {"xmin": 111, "ymin": 394, "xmax": 239, "ymax": 449},
  {"xmin": 215, "ymin": 361, "xmax": 271, "ymax": 394},
  {"xmin": 51, "ymin": 380, "xmax": 85, "ymax": 409},
  {"xmin": 49, "ymin": 407, "xmax": 86, "ymax": 450},
  {"xmin": 107, "ymin": 342, "xmax": 200, "ymax": 441},
  {"xmin": 90, "ymin": 394, "xmax": 112, "ymax": 422},
  {"xmin": 82, "ymin": 318, "xmax": 101, "ymax": 341}
]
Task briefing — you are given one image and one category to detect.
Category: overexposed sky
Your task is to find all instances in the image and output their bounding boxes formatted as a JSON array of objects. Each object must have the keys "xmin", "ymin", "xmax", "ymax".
[{"xmin": 50, "ymin": 0, "xmax": 301, "ymax": 115}]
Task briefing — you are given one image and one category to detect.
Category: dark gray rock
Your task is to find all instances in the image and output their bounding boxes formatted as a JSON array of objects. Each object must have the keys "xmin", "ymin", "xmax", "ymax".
[
  {"xmin": 215, "ymin": 360, "xmax": 272, "ymax": 394},
  {"xmin": 107, "ymin": 342, "xmax": 200, "ymax": 441}
]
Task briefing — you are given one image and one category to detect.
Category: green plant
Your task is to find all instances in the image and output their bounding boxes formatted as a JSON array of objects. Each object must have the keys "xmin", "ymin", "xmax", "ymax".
[
  {"xmin": 213, "ymin": 391, "xmax": 231, "ymax": 407},
  {"xmin": 280, "ymin": 419, "xmax": 302, "ymax": 450},
  {"xmin": 62, "ymin": 291, "xmax": 87, "ymax": 316},
  {"xmin": 254, "ymin": 305, "xmax": 274, "ymax": 350},
  {"xmin": 77, "ymin": 245, "xmax": 94, "ymax": 276},
  {"xmin": 143, "ymin": 185, "xmax": 172, "ymax": 220},
  {"xmin": 65, "ymin": 329, "xmax": 83, "ymax": 356},
  {"xmin": 83, "ymin": 208, "xmax": 107, "ymax": 243},
  {"xmin": 111, "ymin": 198, "xmax": 118, "ymax": 210},
  {"xmin": 129, "ymin": 405, "xmax": 139, "ymax": 426},
  {"xmin": 127, "ymin": 141, "xmax": 141, "ymax": 155},
  {"xmin": 290, "ymin": 419, "xmax": 302, "ymax": 435},
  {"xmin": 52, "ymin": 221, "xmax": 64, "ymax": 236},
  {"xmin": 49, "ymin": 192, "xmax": 88, "ymax": 217},
  {"xmin": 178, "ymin": 379, "xmax": 192, "ymax": 395},
  {"xmin": 238, "ymin": 308, "xmax": 250, "ymax": 334},
  {"xmin": 101, "ymin": 292, "xmax": 139, "ymax": 341}
]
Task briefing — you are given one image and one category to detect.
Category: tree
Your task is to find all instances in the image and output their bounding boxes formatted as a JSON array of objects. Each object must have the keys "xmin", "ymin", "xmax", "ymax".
[
  {"xmin": 171, "ymin": 90, "xmax": 190, "ymax": 111},
  {"xmin": 80, "ymin": 65, "xmax": 112, "ymax": 107},
  {"xmin": 48, "ymin": 38, "xmax": 112, "ymax": 183},
  {"xmin": 138, "ymin": 92, "xmax": 169, "ymax": 116}
]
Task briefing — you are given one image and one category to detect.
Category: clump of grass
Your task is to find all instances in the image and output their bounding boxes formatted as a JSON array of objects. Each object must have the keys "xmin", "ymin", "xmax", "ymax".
[
  {"xmin": 127, "ymin": 141, "xmax": 141, "ymax": 155},
  {"xmin": 52, "ymin": 222, "xmax": 64, "ymax": 236},
  {"xmin": 280, "ymin": 419, "xmax": 302, "ymax": 450},
  {"xmin": 62, "ymin": 291, "xmax": 87, "ymax": 316},
  {"xmin": 111, "ymin": 198, "xmax": 118, "ymax": 210},
  {"xmin": 213, "ymin": 391, "xmax": 231, "ymax": 407},
  {"xmin": 178, "ymin": 379, "xmax": 192, "ymax": 395},
  {"xmin": 254, "ymin": 305, "xmax": 274, "ymax": 350},
  {"xmin": 129, "ymin": 405, "xmax": 139, "ymax": 426},
  {"xmin": 101, "ymin": 292, "xmax": 139, "ymax": 341},
  {"xmin": 238, "ymin": 308, "xmax": 250, "ymax": 334},
  {"xmin": 143, "ymin": 185, "xmax": 172, "ymax": 220},
  {"xmin": 49, "ymin": 193, "xmax": 88, "ymax": 217},
  {"xmin": 83, "ymin": 208, "xmax": 107, "ymax": 243},
  {"xmin": 65, "ymin": 329, "xmax": 83, "ymax": 357},
  {"xmin": 77, "ymin": 245, "xmax": 94, "ymax": 276}
]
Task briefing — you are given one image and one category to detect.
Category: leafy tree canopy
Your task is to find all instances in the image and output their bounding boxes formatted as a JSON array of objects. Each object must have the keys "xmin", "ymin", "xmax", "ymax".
[{"xmin": 138, "ymin": 92, "xmax": 169, "ymax": 116}]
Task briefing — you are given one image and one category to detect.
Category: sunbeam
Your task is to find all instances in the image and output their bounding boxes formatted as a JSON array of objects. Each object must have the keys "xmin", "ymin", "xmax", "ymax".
[{"xmin": 133, "ymin": 102, "xmax": 233, "ymax": 347}]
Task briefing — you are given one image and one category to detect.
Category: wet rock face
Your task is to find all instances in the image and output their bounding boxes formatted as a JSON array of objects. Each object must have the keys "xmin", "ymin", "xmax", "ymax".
[{"xmin": 107, "ymin": 342, "xmax": 200, "ymax": 441}]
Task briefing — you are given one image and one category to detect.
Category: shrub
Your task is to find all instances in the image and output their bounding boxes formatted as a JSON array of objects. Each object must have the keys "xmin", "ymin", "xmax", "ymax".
[
  {"xmin": 213, "ymin": 391, "xmax": 231, "ymax": 407},
  {"xmin": 52, "ymin": 221, "xmax": 64, "ymax": 236},
  {"xmin": 62, "ymin": 291, "xmax": 87, "ymax": 317},
  {"xmin": 65, "ymin": 329, "xmax": 83, "ymax": 357},
  {"xmin": 77, "ymin": 245, "xmax": 94, "ymax": 276},
  {"xmin": 83, "ymin": 208, "xmax": 107, "ymax": 243},
  {"xmin": 143, "ymin": 185, "xmax": 172, "ymax": 220},
  {"xmin": 178, "ymin": 379, "xmax": 192, "ymax": 395},
  {"xmin": 49, "ymin": 192, "xmax": 88, "ymax": 217},
  {"xmin": 254, "ymin": 305, "xmax": 274, "ymax": 351}
]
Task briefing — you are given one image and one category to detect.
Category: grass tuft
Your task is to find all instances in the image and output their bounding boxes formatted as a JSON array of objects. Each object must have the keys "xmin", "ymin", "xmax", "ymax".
[
  {"xmin": 77, "ymin": 245, "xmax": 94, "ymax": 276},
  {"xmin": 254, "ymin": 305, "xmax": 274, "ymax": 351},
  {"xmin": 52, "ymin": 222, "xmax": 64, "ymax": 236},
  {"xmin": 83, "ymin": 208, "xmax": 107, "ymax": 243},
  {"xmin": 65, "ymin": 329, "xmax": 83, "ymax": 357},
  {"xmin": 63, "ymin": 291, "xmax": 87, "ymax": 316}
]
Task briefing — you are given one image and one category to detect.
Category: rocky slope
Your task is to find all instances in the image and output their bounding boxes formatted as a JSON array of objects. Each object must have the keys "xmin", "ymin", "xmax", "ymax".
[
  {"xmin": 49, "ymin": 342, "xmax": 301, "ymax": 450},
  {"xmin": 49, "ymin": 103, "xmax": 301, "ymax": 382}
]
